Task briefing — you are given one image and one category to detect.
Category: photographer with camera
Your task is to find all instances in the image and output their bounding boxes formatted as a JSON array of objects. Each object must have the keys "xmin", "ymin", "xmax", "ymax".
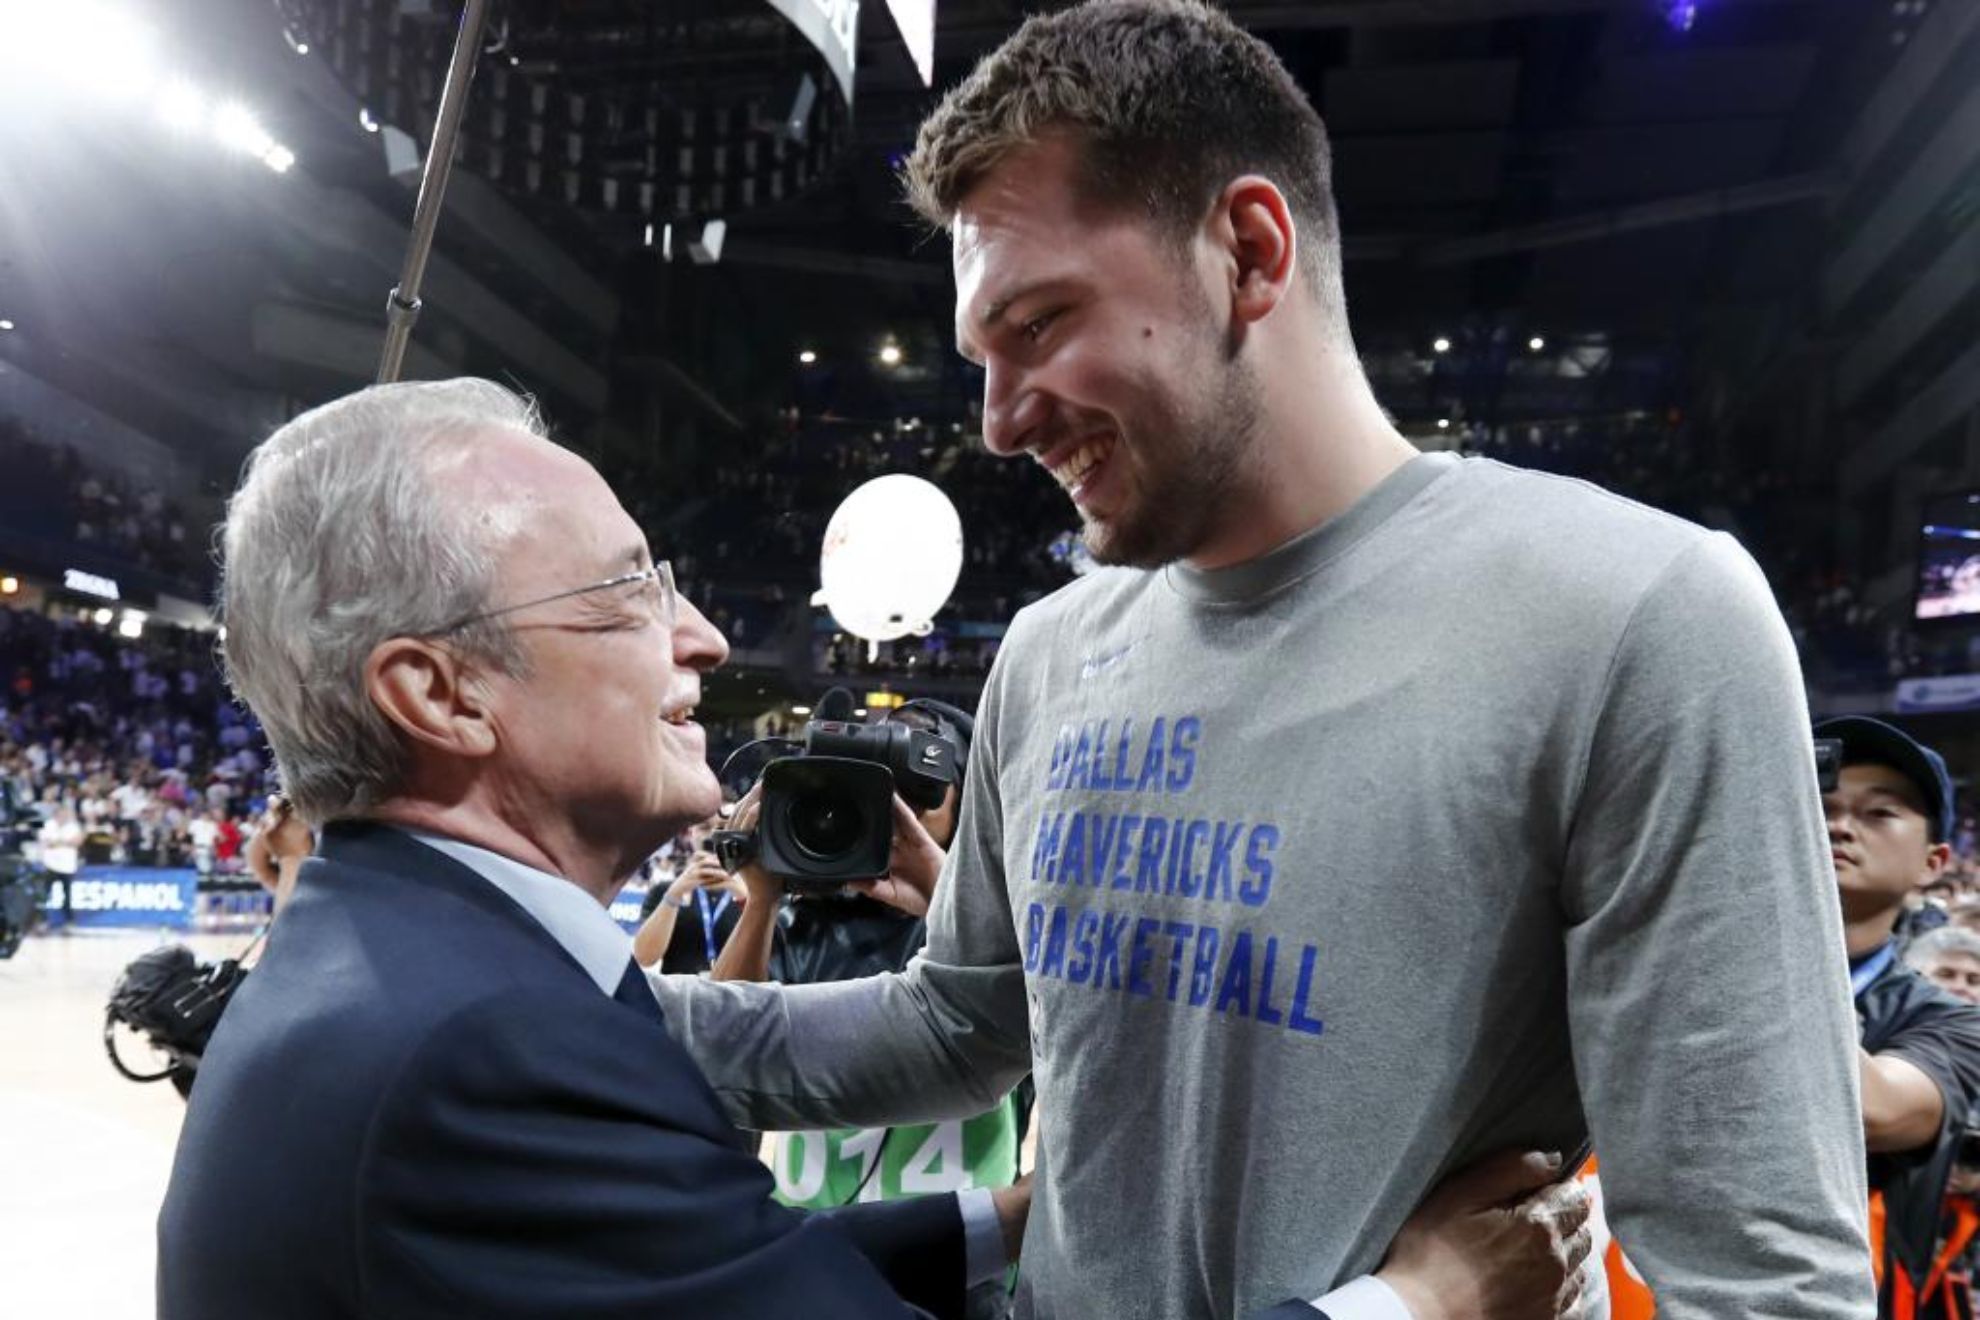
[
  {"xmin": 631, "ymin": 818, "xmax": 749, "ymax": 974},
  {"xmin": 712, "ymin": 698, "xmax": 974, "ymax": 976},
  {"xmin": 710, "ymin": 700, "xmax": 1029, "ymax": 1320},
  {"xmin": 1818, "ymin": 718, "xmax": 1980, "ymax": 1318}
]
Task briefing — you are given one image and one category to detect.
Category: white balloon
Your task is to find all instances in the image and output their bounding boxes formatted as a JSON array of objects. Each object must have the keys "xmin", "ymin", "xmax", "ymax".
[{"xmin": 817, "ymin": 474, "xmax": 964, "ymax": 643}]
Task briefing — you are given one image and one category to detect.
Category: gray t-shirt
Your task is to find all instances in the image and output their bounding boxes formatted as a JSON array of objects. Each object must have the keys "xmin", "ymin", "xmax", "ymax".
[{"xmin": 658, "ymin": 452, "xmax": 1873, "ymax": 1319}]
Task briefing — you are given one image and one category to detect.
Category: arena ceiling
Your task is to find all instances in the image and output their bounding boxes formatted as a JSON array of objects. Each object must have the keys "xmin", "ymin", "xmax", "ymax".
[{"xmin": 0, "ymin": 0, "xmax": 1915, "ymax": 473}]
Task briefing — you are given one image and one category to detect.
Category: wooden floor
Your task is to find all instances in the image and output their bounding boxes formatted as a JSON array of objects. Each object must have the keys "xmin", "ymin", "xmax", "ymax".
[{"xmin": 0, "ymin": 926, "xmax": 254, "ymax": 1320}]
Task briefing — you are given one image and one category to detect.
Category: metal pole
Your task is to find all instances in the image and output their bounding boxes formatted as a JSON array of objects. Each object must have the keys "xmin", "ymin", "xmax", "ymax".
[{"xmin": 376, "ymin": 0, "xmax": 492, "ymax": 384}]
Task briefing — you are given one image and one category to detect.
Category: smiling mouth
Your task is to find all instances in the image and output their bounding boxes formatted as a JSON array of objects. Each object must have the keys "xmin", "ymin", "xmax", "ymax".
[{"xmin": 1043, "ymin": 434, "xmax": 1115, "ymax": 493}]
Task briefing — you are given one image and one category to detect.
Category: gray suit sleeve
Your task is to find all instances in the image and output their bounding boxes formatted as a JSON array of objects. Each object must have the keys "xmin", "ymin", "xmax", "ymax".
[
  {"xmin": 1559, "ymin": 534, "xmax": 1875, "ymax": 1318},
  {"xmin": 651, "ymin": 658, "xmax": 1033, "ymax": 1131}
]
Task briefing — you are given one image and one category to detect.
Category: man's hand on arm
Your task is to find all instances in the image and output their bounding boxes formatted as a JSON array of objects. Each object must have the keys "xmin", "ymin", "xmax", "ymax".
[
  {"xmin": 1859, "ymin": 1046, "xmax": 1947, "ymax": 1154},
  {"xmin": 1362, "ymin": 1151, "xmax": 1593, "ymax": 1320}
]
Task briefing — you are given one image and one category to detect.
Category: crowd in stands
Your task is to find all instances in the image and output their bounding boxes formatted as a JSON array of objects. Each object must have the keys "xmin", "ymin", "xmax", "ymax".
[
  {"xmin": 9, "ymin": 394, "xmax": 1968, "ymax": 695},
  {"xmin": 0, "ymin": 604, "xmax": 271, "ymax": 874},
  {"xmin": 0, "ymin": 414, "xmax": 209, "ymax": 587}
]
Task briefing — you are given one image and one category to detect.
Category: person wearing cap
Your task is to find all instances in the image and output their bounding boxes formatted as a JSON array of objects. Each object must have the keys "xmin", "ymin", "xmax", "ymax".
[{"xmin": 1818, "ymin": 716, "xmax": 1980, "ymax": 1317}]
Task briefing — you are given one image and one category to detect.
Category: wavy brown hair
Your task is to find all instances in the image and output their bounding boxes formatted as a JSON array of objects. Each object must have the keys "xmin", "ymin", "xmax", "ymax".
[{"xmin": 903, "ymin": 0, "xmax": 1344, "ymax": 313}]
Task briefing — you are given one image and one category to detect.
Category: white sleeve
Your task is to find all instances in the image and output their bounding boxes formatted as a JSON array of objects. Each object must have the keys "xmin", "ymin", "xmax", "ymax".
[{"xmin": 1310, "ymin": 1275, "xmax": 1412, "ymax": 1320}]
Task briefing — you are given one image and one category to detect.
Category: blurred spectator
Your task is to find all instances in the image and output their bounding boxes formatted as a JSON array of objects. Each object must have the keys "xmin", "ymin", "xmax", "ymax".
[
  {"xmin": 0, "ymin": 602, "xmax": 275, "ymax": 885},
  {"xmin": 1907, "ymin": 928, "xmax": 1980, "ymax": 1008},
  {"xmin": 37, "ymin": 804, "xmax": 82, "ymax": 928},
  {"xmin": 0, "ymin": 410, "xmax": 212, "ymax": 586}
]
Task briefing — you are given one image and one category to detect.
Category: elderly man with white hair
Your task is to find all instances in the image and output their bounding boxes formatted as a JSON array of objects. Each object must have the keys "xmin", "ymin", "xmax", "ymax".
[{"xmin": 156, "ymin": 379, "xmax": 1022, "ymax": 1320}]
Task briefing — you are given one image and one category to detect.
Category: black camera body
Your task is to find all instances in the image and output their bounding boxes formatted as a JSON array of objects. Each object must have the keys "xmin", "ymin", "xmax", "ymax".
[
  {"xmin": 713, "ymin": 709, "xmax": 961, "ymax": 892},
  {"xmin": 0, "ymin": 852, "xmax": 38, "ymax": 960},
  {"xmin": 1815, "ymin": 737, "xmax": 1843, "ymax": 795}
]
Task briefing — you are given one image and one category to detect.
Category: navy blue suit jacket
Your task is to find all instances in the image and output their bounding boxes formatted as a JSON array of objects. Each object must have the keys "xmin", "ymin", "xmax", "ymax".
[{"xmin": 158, "ymin": 822, "xmax": 966, "ymax": 1319}]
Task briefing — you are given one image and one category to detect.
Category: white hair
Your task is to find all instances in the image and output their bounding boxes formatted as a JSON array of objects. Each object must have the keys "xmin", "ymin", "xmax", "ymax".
[
  {"xmin": 219, "ymin": 379, "xmax": 544, "ymax": 824},
  {"xmin": 1906, "ymin": 925, "xmax": 1980, "ymax": 970}
]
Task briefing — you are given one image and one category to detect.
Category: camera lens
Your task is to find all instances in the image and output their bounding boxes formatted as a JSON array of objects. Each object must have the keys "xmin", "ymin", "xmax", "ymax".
[{"xmin": 787, "ymin": 791, "xmax": 865, "ymax": 860}]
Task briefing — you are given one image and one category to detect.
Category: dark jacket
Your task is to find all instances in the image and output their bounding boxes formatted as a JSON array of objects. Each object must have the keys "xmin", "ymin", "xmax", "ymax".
[
  {"xmin": 1862, "ymin": 955, "xmax": 1980, "ymax": 1297},
  {"xmin": 158, "ymin": 821, "xmax": 965, "ymax": 1319}
]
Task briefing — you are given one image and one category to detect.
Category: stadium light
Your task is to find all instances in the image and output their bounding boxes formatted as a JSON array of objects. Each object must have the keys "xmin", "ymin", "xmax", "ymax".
[
  {"xmin": 157, "ymin": 79, "xmax": 206, "ymax": 131},
  {"xmin": 0, "ymin": 2, "xmax": 154, "ymax": 104},
  {"xmin": 0, "ymin": 576, "xmax": 17, "ymax": 594},
  {"xmin": 117, "ymin": 610, "xmax": 146, "ymax": 639},
  {"xmin": 791, "ymin": 705, "xmax": 813, "ymax": 716},
  {"xmin": 799, "ymin": 349, "xmax": 818, "ymax": 365},
  {"xmin": 92, "ymin": 607, "xmax": 114, "ymax": 626},
  {"xmin": 1436, "ymin": 418, "xmax": 1451, "ymax": 430},
  {"xmin": 1432, "ymin": 337, "xmax": 1452, "ymax": 354},
  {"xmin": 0, "ymin": 1, "xmax": 295, "ymax": 173},
  {"xmin": 0, "ymin": 320, "xmax": 13, "ymax": 332},
  {"xmin": 878, "ymin": 343, "xmax": 903, "ymax": 367},
  {"xmin": 1528, "ymin": 335, "xmax": 1546, "ymax": 352}
]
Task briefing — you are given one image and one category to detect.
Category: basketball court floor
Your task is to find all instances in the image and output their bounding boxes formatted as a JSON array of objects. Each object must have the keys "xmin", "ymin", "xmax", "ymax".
[
  {"xmin": 1, "ymin": 923, "xmax": 1040, "ymax": 1319},
  {"xmin": 0, "ymin": 927, "xmax": 250, "ymax": 1320}
]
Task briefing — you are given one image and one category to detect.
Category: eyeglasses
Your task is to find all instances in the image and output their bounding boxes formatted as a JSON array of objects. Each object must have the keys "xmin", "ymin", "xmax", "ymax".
[{"xmin": 431, "ymin": 561, "xmax": 677, "ymax": 635}]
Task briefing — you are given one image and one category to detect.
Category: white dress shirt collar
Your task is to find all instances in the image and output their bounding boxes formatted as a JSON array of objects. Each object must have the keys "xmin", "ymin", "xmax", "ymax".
[{"xmin": 400, "ymin": 828, "xmax": 632, "ymax": 996}]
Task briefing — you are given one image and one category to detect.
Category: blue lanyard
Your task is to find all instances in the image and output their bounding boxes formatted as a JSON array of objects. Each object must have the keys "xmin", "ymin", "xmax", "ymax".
[
  {"xmin": 695, "ymin": 888, "xmax": 733, "ymax": 966},
  {"xmin": 1851, "ymin": 942, "xmax": 1897, "ymax": 1000}
]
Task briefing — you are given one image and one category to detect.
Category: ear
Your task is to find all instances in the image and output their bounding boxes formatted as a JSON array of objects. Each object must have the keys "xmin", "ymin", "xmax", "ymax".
[
  {"xmin": 362, "ymin": 637, "xmax": 501, "ymax": 761},
  {"xmin": 1926, "ymin": 842, "xmax": 1956, "ymax": 884},
  {"xmin": 1208, "ymin": 175, "xmax": 1298, "ymax": 327}
]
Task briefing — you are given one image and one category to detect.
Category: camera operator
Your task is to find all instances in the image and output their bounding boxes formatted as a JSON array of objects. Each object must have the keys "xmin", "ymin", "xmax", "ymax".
[
  {"xmin": 632, "ymin": 818, "xmax": 749, "ymax": 974},
  {"xmin": 712, "ymin": 707, "xmax": 1029, "ymax": 1317},
  {"xmin": 1818, "ymin": 717, "xmax": 1980, "ymax": 1317},
  {"xmin": 713, "ymin": 704, "xmax": 972, "ymax": 979}
]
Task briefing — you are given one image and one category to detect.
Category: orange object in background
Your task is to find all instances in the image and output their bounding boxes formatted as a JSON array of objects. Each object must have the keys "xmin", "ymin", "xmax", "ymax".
[
  {"xmin": 1579, "ymin": 1157, "xmax": 1656, "ymax": 1319},
  {"xmin": 1919, "ymin": 1195, "xmax": 1979, "ymax": 1320}
]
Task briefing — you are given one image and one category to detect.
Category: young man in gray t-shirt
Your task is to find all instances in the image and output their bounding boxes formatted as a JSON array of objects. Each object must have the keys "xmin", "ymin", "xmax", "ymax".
[{"xmin": 655, "ymin": 4, "xmax": 1874, "ymax": 1317}]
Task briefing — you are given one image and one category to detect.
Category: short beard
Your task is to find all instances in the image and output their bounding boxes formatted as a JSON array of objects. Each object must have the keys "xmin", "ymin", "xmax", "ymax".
[{"xmin": 1083, "ymin": 331, "xmax": 1260, "ymax": 570}]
